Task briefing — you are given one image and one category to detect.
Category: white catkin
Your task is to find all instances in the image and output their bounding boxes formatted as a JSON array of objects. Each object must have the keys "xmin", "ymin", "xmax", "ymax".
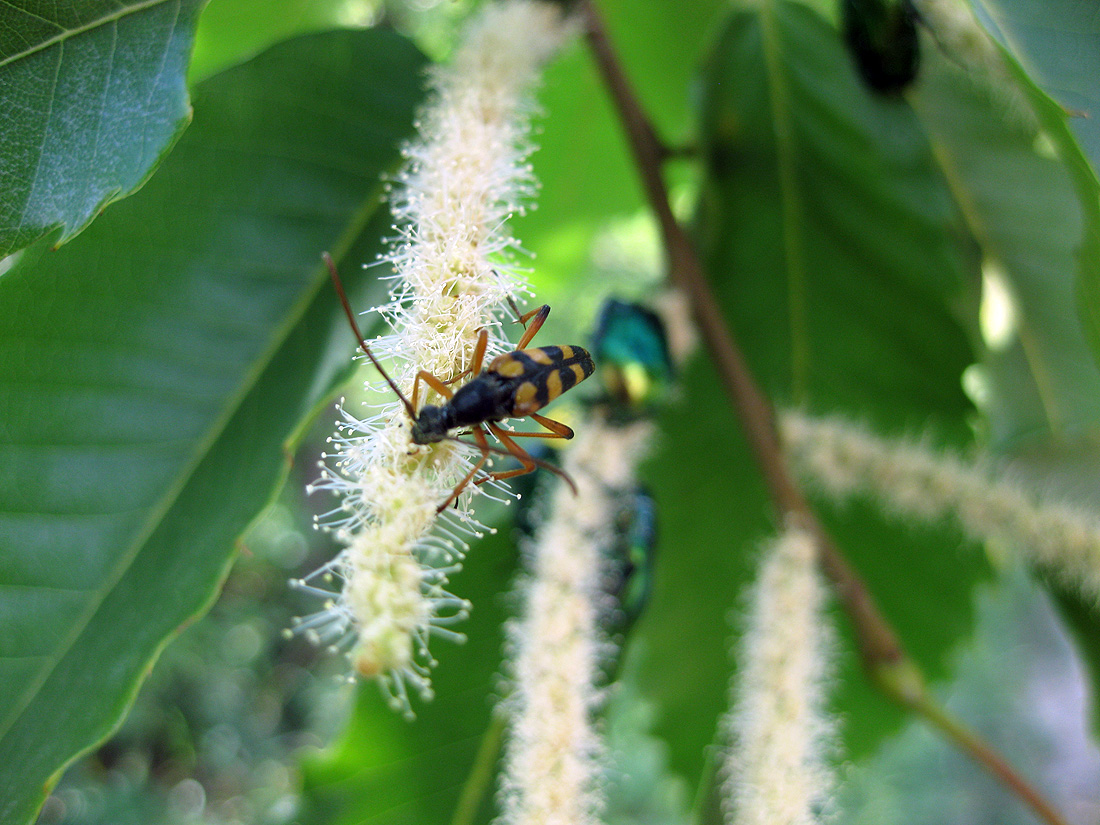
[
  {"xmin": 301, "ymin": 0, "xmax": 573, "ymax": 716},
  {"xmin": 499, "ymin": 418, "xmax": 655, "ymax": 825},
  {"xmin": 722, "ymin": 527, "xmax": 835, "ymax": 825},
  {"xmin": 781, "ymin": 410, "xmax": 1100, "ymax": 603}
]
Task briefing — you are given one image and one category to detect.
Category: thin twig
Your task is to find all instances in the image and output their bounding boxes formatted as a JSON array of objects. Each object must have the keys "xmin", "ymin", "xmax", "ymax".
[
  {"xmin": 578, "ymin": 4, "xmax": 1071, "ymax": 825},
  {"xmin": 912, "ymin": 693, "xmax": 1071, "ymax": 825}
]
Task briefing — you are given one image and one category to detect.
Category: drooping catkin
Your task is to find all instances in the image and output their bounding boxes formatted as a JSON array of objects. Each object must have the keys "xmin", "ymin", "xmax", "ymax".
[
  {"xmin": 781, "ymin": 410, "xmax": 1100, "ymax": 603},
  {"xmin": 722, "ymin": 526, "xmax": 835, "ymax": 825},
  {"xmin": 498, "ymin": 418, "xmax": 654, "ymax": 825},
  {"xmin": 299, "ymin": 0, "xmax": 573, "ymax": 715}
]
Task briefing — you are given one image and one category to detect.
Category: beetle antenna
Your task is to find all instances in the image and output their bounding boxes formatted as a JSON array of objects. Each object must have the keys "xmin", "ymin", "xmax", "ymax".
[{"xmin": 323, "ymin": 252, "xmax": 417, "ymax": 420}]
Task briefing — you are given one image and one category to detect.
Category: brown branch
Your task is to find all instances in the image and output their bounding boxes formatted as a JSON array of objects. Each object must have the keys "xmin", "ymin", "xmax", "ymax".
[
  {"xmin": 578, "ymin": 0, "xmax": 902, "ymax": 680},
  {"xmin": 577, "ymin": 4, "xmax": 1072, "ymax": 825}
]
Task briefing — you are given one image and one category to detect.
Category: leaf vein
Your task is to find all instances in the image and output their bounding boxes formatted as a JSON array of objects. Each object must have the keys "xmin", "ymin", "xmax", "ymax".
[{"xmin": 0, "ymin": 0, "xmax": 177, "ymax": 69}]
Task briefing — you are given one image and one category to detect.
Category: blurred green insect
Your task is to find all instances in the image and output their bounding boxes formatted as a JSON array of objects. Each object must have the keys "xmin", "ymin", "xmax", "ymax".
[
  {"xmin": 603, "ymin": 484, "xmax": 657, "ymax": 644},
  {"xmin": 513, "ymin": 471, "xmax": 657, "ymax": 681},
  {"xmin": 591, "ymin": 298, "xmax": 674, "ymax": 418}
]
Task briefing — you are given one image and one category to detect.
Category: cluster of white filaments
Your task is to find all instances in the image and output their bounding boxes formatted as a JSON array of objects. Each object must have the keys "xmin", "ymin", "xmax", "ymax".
[
  {"xmin": 296, "ymin": 0, "xmax": 572, "ymax": 716},
  {"xmin": 722, "ymin": 526, "xmax": 835, "ymax": 825},
  {"xmin": 781, "ymin": 410, "xmax": 1100, "ymax": 603},
  {"xmin": 499, "ymin": 417, "xmax": 654, "ymax": 825}
]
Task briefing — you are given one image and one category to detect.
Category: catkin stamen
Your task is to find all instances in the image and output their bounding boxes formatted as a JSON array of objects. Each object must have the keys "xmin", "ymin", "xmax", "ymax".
[{"xmin": 499, "ymin": 418, "xmax": 654, "ymax": 825}]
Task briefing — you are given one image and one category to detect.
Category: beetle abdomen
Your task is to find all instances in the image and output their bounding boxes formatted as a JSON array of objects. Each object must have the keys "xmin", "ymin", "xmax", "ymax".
[{"xmin": 489, "ymin": 345, "xmax": 595, "ymax": 416}]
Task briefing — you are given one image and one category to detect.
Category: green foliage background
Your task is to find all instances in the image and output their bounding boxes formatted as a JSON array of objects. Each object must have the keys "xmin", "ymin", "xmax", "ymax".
[{"xmin": 1, "ymin": 0, "xmax": 1098, "ymax": 823}]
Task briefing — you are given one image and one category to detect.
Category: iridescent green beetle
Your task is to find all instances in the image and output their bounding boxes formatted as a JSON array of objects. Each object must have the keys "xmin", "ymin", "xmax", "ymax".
[
  {"xmin": 605, "ymin": 484, "xmax": 657, "ymax": 639},
  {"xmin": 591, "ymin": 298, "xmax": 674, "ymax": 418}
]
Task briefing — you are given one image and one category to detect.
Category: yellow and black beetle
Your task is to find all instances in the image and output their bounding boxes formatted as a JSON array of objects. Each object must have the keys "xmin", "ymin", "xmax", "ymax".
[{"xmin": 324, "ymin": 254, "xmax": 594, "ymax": 511}]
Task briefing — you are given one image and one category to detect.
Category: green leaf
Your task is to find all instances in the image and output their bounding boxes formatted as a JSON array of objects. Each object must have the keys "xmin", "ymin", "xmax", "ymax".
[
  {"xmin": 698, "ymin": 3, "xmax": 976, "ymax": 425},
  {"xmin": 0, "ymin": 0, "xmax": 207, "ymax": 257},
  {"xmin": 654, "ymin": 0, "xmax": 990, "ymax": 780},
  {"xmin": 0, "ymin": 28, "xmax": 425, "ymax": 824},
  {"xmin": 910, "ymin": 32, "xmax": 1100, "ymax": 448},
  {"xmin": 1027, "ymin": 88, "xmax": 1100, "ymax": 401},
  {"xmin": 188, "ymin": 0, "xmax": 351, "ymax": 82},
  {"xmin": 971, "ymin": 0, "xmax": 1100, "ymax": 174},
  {"xmin": 962, "ymin": 0, "xmax": 1100, "ymax": 374},
  {"xmin": 909, "ymin": 4, "xmax": 1100, "ymax": 742}
]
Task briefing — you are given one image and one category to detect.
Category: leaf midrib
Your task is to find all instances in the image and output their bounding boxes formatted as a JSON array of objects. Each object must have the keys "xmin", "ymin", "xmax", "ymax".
[
  {"xmin": 760, "ymin": 0, "xmax": 811, "ymax": 400},
  {"xmin": 0, "ymin": 0, "xmax": 173, "ymax": 69}
]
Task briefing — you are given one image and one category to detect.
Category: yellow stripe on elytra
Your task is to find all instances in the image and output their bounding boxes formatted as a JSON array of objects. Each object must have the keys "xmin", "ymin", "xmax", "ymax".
[
  {"xmin": 546, "ymin": 369, "xmax": 563, "ymax": 401},
  {"xmin": 558, "ymin": 345, "xmax": 574, "ymax": 360},
  {"xmin": 571, "ymin": 363, "xmax": 587, "ymax": 383},
  {"xmin": 494, "ymin": 355, "xmax": 526, "ymax": 378},
  {"xmin": 513, "ymin": 381, "xmax": 539, "ymax": 414},
  {"xmin": 526, "ymin": 348, "xmax": 553, "ymax": 365}
]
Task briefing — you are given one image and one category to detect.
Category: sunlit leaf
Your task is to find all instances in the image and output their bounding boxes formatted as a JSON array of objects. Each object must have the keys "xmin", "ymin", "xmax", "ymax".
[
  {"xmin": 910, "ymin": 25, "xmax": 1100, "ymax": 727},
  {"xmin": 972, "ymin": 0, "xmax": 1100, "ymax": 173},
  {"xmin": 958, "ymin": 0, "xmax": 1100, "ymax": 376},
  {"xmin": 910, "ymin": 34, "xmax": 1100, "ymax": 448},
  {"xmin": 0, "ymin": 0, "xmax": 205, "ymax": 256}
]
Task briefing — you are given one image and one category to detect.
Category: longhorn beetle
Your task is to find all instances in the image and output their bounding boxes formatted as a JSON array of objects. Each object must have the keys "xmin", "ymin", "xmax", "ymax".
[{"xmin": 324, "ymin": 254, "xmax": 595, "ymax": 512}]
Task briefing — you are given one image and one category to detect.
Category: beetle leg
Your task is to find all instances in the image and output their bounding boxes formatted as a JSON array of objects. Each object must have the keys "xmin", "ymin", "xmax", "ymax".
[
  {"xmin": 478, "ymin": 422, "xmax": 578, "ymax": 494},
  {"xmin": 411, "ymin": 370, "xmax": 453, "ymax": 413},
  {"xmin": 495, "ymin": 413, "xmax": 574, "ymax": 440},
  {"xmin": 514, "ymin": 305, "xmax": 551, "ymax": 350},
  {"xmin": 501, "ymin": 293, "xmax": 547, "ymax": 347},
  {"xmin": 468, "ymin": 327, "xmax": 489, "ymax": 374},
  {"xmin": 436, "ymin": 426, "xmax": 492, "ymax": 513}
]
